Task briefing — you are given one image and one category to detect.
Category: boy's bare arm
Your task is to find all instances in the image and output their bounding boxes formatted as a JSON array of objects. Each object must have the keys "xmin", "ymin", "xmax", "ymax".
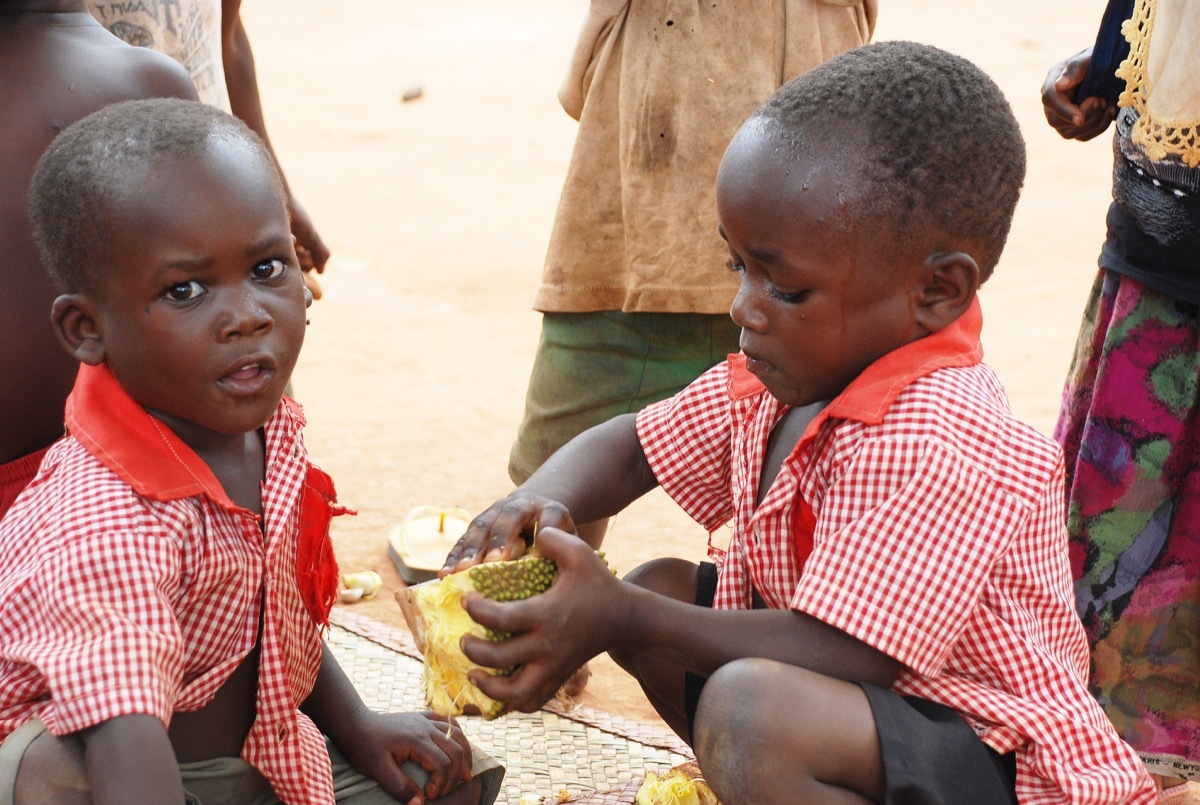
[
  {"xmin": 461, "ymin": 527, "xmax": 901, "ymax": 715},
  {"xmin": 443, "ymin": 413, "xmax": 658, "ymax": 572},
  {"xmin": 302, "ymin": 642, "xmax": 474, "ymax": 802},
  {"xmin": 220, "ymin": 0, "xmax": 330, "ymax": 274},
  {"xmin": 80, "ymin": 714, "xmax": 185, "ymax": 803}
]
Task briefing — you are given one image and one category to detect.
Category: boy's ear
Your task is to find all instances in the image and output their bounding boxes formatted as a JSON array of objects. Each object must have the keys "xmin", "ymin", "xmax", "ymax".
[
  {"xmin": 914, "ymin": 251, "xmax": 981, "ymax": 333},
  {"xmin": 51, "ymin": 294, "xmax": 106, "ymax": 366}
]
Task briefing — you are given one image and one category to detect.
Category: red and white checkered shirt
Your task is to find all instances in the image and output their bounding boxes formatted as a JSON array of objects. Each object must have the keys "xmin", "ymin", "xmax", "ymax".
[
  {"xmin": 0, "ymin": 363, "xmax": 345, "ymax": 803},
  {"xmin": 636, "ymin": 301, "xmax": 1156, "ymax": 804}
]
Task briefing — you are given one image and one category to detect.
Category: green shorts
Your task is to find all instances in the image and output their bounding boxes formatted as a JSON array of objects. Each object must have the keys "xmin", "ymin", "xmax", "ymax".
[
  {"xmin": 509, "ymin": 311, "xmax": 740, "ymax": 483},
  {"xmin": 0, "ymin": 718, "xmax": 504, "ymax": 805}
]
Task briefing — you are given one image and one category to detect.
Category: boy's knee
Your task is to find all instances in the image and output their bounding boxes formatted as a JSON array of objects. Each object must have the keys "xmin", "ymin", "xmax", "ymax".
[
  {"xmin": 695, "ymin": 659, "xmax": 884, "ymax": 802},
  {"xmin": 12, "ymin": 727, "xmax": 89, "ymax": 804},
  {"xmin": 694, "ymin": 658, "xmax": 775, "ymax": 742},
  {"xmin": 621, "ymin": 557, "xmax": 699, "ymax": 600},
  {"xmin": 693, "ymin": 658, "xmax": 775, "ymax": 797},
  {"xmin": 693, "ymin": 660, "xmax": 837, "ymax": 775}
]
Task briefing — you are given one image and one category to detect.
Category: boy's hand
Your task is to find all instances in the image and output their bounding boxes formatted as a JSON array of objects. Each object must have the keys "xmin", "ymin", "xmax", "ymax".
[
  {"xmin": 1041, "ymin": 48, "xmax": 1117, "ymax": 141},
  {"xmin": 287, "ymin": 193, "xmax": 331, "ymax": 274},
  {"xmin": 440, "ymin": 493, "xmax": 578, "ymax": 576},
  {"xmin": 338, "ymin": 709, "xmax": 473, "ymax": 804},
  {"xmin": 459, "ymin": 527, "xmax": 628, "ymax": 713}
]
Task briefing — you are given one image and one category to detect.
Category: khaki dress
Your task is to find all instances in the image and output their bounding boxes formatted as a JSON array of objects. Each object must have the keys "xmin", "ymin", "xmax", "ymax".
[{"xmin": 537, "ymin": 0, "xmax": 877, "ymax": 315}]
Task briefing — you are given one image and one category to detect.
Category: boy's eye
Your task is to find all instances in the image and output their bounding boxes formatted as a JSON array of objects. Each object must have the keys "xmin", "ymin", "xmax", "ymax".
[
  {"xmin": 253, "ymin": 258, "xmax": 288, "ymax": 280},
  {"xmin": 164, "ymin": 280, "xmax": 205, "ymax": 301},
  {"xmin": 726, "ymin": 260, "xmax": 746, "ymax": 274},
  {"xmin": 770, "ymin": 287, "xmax": 810, "ymax": 304}
]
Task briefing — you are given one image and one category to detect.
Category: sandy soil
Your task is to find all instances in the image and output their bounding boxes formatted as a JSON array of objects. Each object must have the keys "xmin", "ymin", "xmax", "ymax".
[{"xmin": 243, "ymin": 0, "xmax": 1117, "ymax": 732}]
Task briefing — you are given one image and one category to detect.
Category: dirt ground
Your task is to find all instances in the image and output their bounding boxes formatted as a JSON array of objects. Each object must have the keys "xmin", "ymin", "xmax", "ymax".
[{"xmin": 243, "ymin": 0, "xmax": 1118, "ymax": 732}]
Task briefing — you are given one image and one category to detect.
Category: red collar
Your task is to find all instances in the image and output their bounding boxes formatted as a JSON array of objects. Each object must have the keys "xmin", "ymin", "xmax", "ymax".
[
  {"xmin": 64, "ymin": 363, "xmax": 239, "ymax": 508},
  {"xmin": 728, "ymin": 298, "xmax": 984, "ymax": 442}
]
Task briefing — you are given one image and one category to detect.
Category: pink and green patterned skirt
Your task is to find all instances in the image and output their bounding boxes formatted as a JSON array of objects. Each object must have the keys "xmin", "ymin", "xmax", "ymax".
[{"xmin": 1056, "ymin": 269, "xmax": 1200, "ymax": 780}]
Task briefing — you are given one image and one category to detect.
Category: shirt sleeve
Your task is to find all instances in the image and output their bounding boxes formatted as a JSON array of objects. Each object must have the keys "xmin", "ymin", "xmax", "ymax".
[
  {"xmin": 792, "ymin": 434, "xmax": 1033, "ymax": 677},
  {"xmin": 9, "ymin": 504, "xmax": 188, "ymax": 736},
  {"xmin": 635, "ymin": 363, "xmax": 735, "ymax": 532}
]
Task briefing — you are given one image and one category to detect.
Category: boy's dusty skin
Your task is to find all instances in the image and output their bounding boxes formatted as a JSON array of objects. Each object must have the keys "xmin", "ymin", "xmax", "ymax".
[{"xmin": 0, "ymin": 0, "xmax": 195, "ymax": 469}]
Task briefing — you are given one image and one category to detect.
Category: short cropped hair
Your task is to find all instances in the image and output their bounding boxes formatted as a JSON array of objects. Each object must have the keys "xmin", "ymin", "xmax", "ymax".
[
  {"xmin": 755, "ymin": 40, "xmax": 1026, "ymax": 279},
  {"xmin": 28, "ymin": 98, "xmax": 282, "ymax": 293}
]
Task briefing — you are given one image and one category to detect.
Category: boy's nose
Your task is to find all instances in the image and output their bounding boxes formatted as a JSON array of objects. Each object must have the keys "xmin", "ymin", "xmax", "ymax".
[
  {"xmin": 729, "ymin": 283, "xmax": 766, "ymax": 332},
  {"xmin": 221, "ymin": 291, "xmax": 273, "ymax": 338}
]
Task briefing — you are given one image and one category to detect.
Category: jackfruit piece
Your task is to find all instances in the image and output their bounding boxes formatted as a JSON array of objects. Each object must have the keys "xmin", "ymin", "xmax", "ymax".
[
  {"xmin": 397, "ymin": 554, "xmax": 558, "ymax": 719},
  {"xmin": 636, "ymin": 766, "xmax": 720, "ymax": 805},
  {"xmin": 468, "ymin": 554, "xmax": 556, "ymax": 608}
]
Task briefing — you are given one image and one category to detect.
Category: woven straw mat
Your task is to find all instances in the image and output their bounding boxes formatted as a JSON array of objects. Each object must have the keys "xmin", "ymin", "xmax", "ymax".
[{"xmin": 328, "ymin": 608, "xmax": 694, "ymax": 804}]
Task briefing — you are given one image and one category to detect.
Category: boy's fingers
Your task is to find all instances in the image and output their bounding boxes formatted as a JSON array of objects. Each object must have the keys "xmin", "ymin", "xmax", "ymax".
[
  {"xmin": 531, "ymin": 502, "xmax": 577, "ymax": 539},
  {"xmin": 460, "ymin": 595, "xmax": 537, "ymax": 651},
  {"xmin": 480, "ymin": 498, "xmax": 545, "ymax": 560},
  {"xmin": 441, "ymin": 546, "xmax": 481, "ymax": 575},
  {"xmin": 462, "ymin": 637, "xmax": 568, "ymax": 714},
  {"xmin": 441, "ymin": 716, "xmax": 473, "ymax": 768},
  {"xmin": 468, "ymin": 670, "xmax": 530, "ymax": 711},
  {"xmin": 1042, "ymin": 80, "xmax": 1083, "ymax": 127},
  {"xmin": 524, "ymin": 525, "xmax": 591, "ymax": 567},
  {"xmin": 394, "ymin": 739, "xmax": 453, "ymax": 800},
  {"xmin": 1050, "ymin": 98, "xmax": 1115, "ymax": 142},
  {"xmin": 423, "ymin": 763, "xmax": 451, "ymax": 800},
  {"xmin": 286, "ymin": 196, "xmax": 331, "ymax": 273},
  {"xmin": 372, "ymin": 757, "xmax": 424, "ymax": 805},
  {"xmin": 443, "ymin": 496, "xmax": 581, "ymax": 571},
  {"xmin": 423, "ymin": 718, "xmax": 472, "ymax": 794},
  {"xmin": 441, "ymin": 512, "xmax": 502, "ymax": 573},
  {"xmin": 1060, "ymin": 59, "xmax": 1087, "ymax": 84},
  {"xmin": 1058, "ymin": 49, "xmax": 1091, "ymax": 86},
  {"xmin": 1042, "ymin": 50, "xmax": 1093, "ymax": 129},
  {"xmin": 469, "ymin": 664, "xmax": 561, "ymax": 714}
]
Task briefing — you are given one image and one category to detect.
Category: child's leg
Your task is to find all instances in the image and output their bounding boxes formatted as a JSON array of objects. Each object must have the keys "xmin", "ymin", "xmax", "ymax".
[
  {"xmin": 1, "ymin": 719, "xmax": 88, "ymax": 805},
  {"xmin": 6, "ymin": 723, "xmax": 275, "ymax": 805},
  {"xmin": 607, "ymin": 557, "xmax": 707, "ymax": 742},
  {"xmin": 694, "ymin": 658, "xmax": 1019, "ymax": 805},
  {"xmin": 693, "ymin": 658, "xmax": 884, "ymax": 804}
]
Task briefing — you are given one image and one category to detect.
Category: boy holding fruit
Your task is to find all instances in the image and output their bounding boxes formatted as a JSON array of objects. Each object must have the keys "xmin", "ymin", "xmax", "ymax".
[{"xmin": 442, "ymin": 41, "xmax": 1156, "ymax": 804}]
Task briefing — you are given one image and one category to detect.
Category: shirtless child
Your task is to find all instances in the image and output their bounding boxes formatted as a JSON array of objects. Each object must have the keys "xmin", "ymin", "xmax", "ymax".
[{"xmin": 0, "ymin": 0, "xmax": 200, "ymax": 519}]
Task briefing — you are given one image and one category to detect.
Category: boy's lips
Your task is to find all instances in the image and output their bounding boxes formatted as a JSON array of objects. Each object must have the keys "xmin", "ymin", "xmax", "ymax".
[
  {"xmin": 218, "ymin": 355, "xmax": 277, "ymax": 395},
  {"xmin": 741, "ymin": 348, "xmax": 773, "ymax": 375}
]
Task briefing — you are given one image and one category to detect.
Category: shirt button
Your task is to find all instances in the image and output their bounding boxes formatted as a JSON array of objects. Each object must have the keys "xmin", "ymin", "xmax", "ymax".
[{"xmin": 277, "ymin": 722, "xmax": 289, "ymax": 742}]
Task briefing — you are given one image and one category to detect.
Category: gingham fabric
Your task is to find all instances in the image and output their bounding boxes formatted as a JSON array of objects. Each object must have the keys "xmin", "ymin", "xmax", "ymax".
[
  {"xmin": 0, "ymin": 363, "xmax": 340, "ymax": 803},
  {"xmin": 636, "ymin": 301, "xmax": 1156, "ymax": 804}
]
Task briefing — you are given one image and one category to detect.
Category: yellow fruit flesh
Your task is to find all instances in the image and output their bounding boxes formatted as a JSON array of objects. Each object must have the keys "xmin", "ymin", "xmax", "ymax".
[
  {"xmin": 398, "ymin": 552, "xmax": 611, "ymax": 720},
  {"xmin": 399, "ymin": 555, "xmax": 559, "ymax": 719},
  {"xmin": 403, "ymin": 570, "xmax": 506, "ymax": 719},
  {"xmin": 635, "ymin": 768, "xmax": 720, "ymax": 805}
]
